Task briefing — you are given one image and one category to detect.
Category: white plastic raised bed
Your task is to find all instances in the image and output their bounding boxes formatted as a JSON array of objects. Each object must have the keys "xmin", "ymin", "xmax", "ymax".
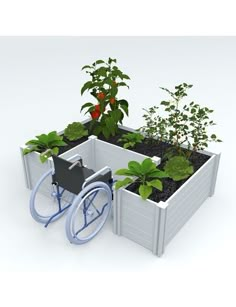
[
  {"xmin": 20, "ymin": 122, "xmax": 220, "ymax": 257},
  {"xmin": 20, "ymin": 126, "xmax": 161, "ymax": 196},
  {"xmin": 113, "ymin": 149, "xmax": 221, "ymax": 256}
]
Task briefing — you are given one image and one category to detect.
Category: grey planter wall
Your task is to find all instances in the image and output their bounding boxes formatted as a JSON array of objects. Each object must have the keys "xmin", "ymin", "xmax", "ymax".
[{"xmin": 113, "ymin": 150, "xmax": 221, "ymax": 256}]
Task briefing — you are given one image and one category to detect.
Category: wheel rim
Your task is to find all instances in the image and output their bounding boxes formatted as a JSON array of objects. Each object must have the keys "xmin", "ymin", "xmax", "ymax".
[
  {"xmin": 30, "ymin": 169, "xmax": 75, "ymax": 224},
  {"xmin": 66, "ymin": 182, "xmax": 112, "ymax": 244}
]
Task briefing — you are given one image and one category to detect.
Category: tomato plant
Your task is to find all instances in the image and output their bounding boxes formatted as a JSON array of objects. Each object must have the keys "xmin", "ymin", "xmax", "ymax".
[{"xmin": 80, "ymin": 58, "xmax": 130, "ymax": 139}]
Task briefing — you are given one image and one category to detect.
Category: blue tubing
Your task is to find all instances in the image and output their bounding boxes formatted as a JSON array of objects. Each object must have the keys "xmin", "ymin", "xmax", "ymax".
[
  {"xmin": 65, "ymin": 181, "xmax": 112, "ymax": 245},
  {"xmin": 30, "ymin": 169, "xmax": 72, "ymax": 224}
]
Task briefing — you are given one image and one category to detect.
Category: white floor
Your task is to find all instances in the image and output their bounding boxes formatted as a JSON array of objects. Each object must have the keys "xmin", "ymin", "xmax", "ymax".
[{"xmin": 0, "ymin": 37, "xmax": 235, "ymax": 305}]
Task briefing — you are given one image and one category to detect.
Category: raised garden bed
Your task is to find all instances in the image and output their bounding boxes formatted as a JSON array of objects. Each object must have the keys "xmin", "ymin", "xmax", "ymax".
[
  {"xmin": 21, "ymin": 58, "xmax": 222, "ymax": 256},
  {"xmin": 20, "ymin": 119, "xmax": 160, "ymax": 195},
  {"xmin": 20, "ymin": 119, "xmax": 220, "ymax": 257},
  {"xmin": 113, "ymin": 148, "xmax": 220, "ymax": 256}
]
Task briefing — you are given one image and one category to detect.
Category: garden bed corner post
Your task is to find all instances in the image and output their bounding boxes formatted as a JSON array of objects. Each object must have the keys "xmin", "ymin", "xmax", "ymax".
[
  {"xmin": 152, "ymin": 202, "xmax": 167, "ymax": 257},
  {"xmin": 209, "ymin": 152, "xmax": 221, "ymax": 197},
  {"xmin": 88, "ymin": 135, "xmax": 98, "ymax": 171}
]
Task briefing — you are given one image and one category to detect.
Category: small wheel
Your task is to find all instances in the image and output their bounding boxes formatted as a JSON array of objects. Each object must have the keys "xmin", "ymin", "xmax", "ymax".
[
  {"xmin": 30, "ymin": 169, "xmax": 75, "ymax": 224},
  {"xmin": 65, "ymin": 181, "xmax": 112, "ymax": 244}
]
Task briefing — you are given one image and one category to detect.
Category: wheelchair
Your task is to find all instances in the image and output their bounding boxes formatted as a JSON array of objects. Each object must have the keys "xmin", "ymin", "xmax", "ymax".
[{"xmin": 30, "ymin": 154, "xmax": 113, "ymax": 244}]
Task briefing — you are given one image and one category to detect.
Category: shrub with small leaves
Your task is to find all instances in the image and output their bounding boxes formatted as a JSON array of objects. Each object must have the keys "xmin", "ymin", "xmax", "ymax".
[
  {"xmin": 118, "ymin": 132, "xmax": 144, "ymax": 149},
  {"xmin": 139, "ymin": 106, "xmax": 168, "ymax": 143},
  {"xmin": 115, "ymin": 158, "xmax": 168, "ymax": 200},
  {"xmin": 160, "ymin": 83, "xmax": 193, "ymax": 152},
  {"xmin": 64, "ymin": 122, "xmax": 88, "ymax": 141},
  {"xmin": 23, "ymin": 131, "xmax": 67, "ymax": 163},
  {"xmin": 187, "ymin": 102, "xmax": 222, "ymax": 151},
  {"xmin": 164, "ymin": 156, "xmax": 194, "ymax": 181},
  {"xmin": 142, "ymin": 83, "xmax": 222, "ymax": 155}
]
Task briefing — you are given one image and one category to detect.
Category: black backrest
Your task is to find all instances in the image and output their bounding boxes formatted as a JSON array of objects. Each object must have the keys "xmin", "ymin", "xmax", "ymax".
[
  {"xmin": 52, "ymin": 155, "xmax": 113, "ymax": 195},
  {"xmin": 52, "ymin": 155, "xmax": 94, "ymax": 194}
]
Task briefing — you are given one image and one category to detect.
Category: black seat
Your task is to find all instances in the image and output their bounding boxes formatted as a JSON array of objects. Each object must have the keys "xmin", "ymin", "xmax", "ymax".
[{"xmin": 52, "ymin": 155, "xmax": 112, "ymax": 195}]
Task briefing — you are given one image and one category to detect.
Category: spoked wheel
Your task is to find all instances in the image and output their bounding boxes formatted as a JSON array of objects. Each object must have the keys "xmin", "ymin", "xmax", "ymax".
[
  {"xmin": 30, "ymin": 169, "xmax": 75, "ymax": 225},
  {"xmin": 65, "ymin": 181, "xmax": 112, "ymax": 244}
]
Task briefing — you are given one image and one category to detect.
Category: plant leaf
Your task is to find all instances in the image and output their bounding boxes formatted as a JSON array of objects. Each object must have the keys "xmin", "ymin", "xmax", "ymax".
[
  {"xmin": 147, "ymin": 179, "xmax": 163, "ymax": 191},
  {"xmin": 81, "ymin": 81, "xmax": 92, "ymax": 95},
  {"xmin": 80, "ymin": 102, "xmax": 94, "ymax": 112},
  {"xmin": 164, "ymin": 156, "xmax": 194, "ymax": 181},
  {"xmin": 120, "ymin": 104, "xmax": 129, "ymax": 116},
  {"xmin": 149, "ymin": 169, "xmax": 169, "ymax": 178},
  {"xmin": 139, "ymin": 184, "xmax": 152, "ymax": 200},
  {"xmin": 141, "ymin": 158, "xmax": 156, "ymax": 173},
  {"xmin": 95, "ymin": 60, "xmax": 105, "ymax": 65},
  {"xmin": 128, "ymin": 161, "xmax": 142, "ymax": 175},
  {"xmin": 64, "ymin": 122, "xmax": 88, "ymax": 141},
  {"xmin": 23, "ymin": 147, "xmax": 38, "ymax": 155},
  {"xmin": 115, "ymin": 168, "xmax": 134, "ymax": 176},
  {"xmin": 102, "ymin": 126, "xmax": 110, "ymax": 139},
  {"xmin": 121, "ymin": 74, "xmax": 130, "ymax": 80},
  {"xmin": 115, "ymin": 177, "xmax": 133, "ymax": 190},
  {"xmin": 51, "ymin": 147, "xmax": 59, "ymax": 155},
  {"xmin": 81, "ymin": 65, "xmax": 91, "ymax": 70}
]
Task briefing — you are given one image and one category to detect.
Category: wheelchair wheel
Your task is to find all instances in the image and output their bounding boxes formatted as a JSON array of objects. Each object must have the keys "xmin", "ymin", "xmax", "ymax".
[
  {"xmin": 65, "ymin": 181, "xmax": 112, "ymax": 244},
  {"xmin": 30, "ymin": 169, "xmax": 75, "ymax": 225}
]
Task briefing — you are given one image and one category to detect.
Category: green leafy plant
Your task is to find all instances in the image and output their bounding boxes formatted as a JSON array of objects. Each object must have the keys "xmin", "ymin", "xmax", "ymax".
[
  {"xmin": 142, "ymin": 83, "xmax": 222, "ymax": 156},
  {"xmin": 164, "ymin": 156, "xmax": 194, "ymax": 181},
  {"xmin": 80, "ymin": 57, "xmax": 130, "ymax": 139},
  {"xmin": 187, "ymin": 102, "xmax": 222, "ymax": 151},
  {"xmin": 160, "ymin": 83, "xmax": 192, "ymax": 153},
  {"xmin": 64, "ymin": 122, "xmax": 88, "ymax": 141},
  {"xmin": 23, "ymin": 131, "xmax": 67, "ymax": 163},
  {"xmin": 118, "ymin": 132, "xmax": 144, "ymax": 149},
  {"xmin": 139, "ymin": 106, "xmax": 168, "ymax": 143},
  {"xmin": 115, "ymin": 158, "xmax": 168, "ymax": 200}
]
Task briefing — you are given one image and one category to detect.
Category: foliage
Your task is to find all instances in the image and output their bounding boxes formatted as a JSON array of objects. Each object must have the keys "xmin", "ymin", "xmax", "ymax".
[
  {"xmin": 118, "ymin": 132, "xmax": 144, "ymax": 149},
  {"xmin": 140, "ymin": 83, "xmax": 222, "ymax": 154},
  {"xmin": 115, "ymin": 158, "xmax": 168, "ymax": 200},
  {"xmin": 160, "ymin": 83, "xmax": 193, "ymax": 152},
  {"xmin": 23, "ymin": 131, "xmax": 67, "ymax": 163},
  {"xmin": 64, "ymin": 122, "xmax": 88, "ymax": 141},
  {"xmin": 139, "ymin": 106, "xmax": 168, "ymax": 143},
  {"xmin": 80, "ymin": 57, "xmax": 130, "ymax": 139},
  {"xmin": 186, "ymin": 102, "xmax": 222, "ymax": 151},
  {"xmin": 164, "ymin": 156, "xmax": 194, "ymax": 181}
]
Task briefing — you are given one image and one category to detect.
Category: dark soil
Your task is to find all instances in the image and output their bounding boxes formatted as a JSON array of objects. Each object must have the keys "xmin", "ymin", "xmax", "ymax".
[
  {"xmin": 126, "ymin": 149, "xmax": 210, "ymax": 203},
  {"xmin": 58, "ymin": 135, "xmax": 89, "ymax": 155},
  {"xmin": 58, "ymin": 123, "xmax": 127, "ymax": 155},
  {"xmin": 58, "ymin": 122, "xmax": 210, "ymax": 203}
]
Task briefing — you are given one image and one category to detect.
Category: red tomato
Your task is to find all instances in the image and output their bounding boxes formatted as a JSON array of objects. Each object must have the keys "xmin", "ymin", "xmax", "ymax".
[
  {"xmin": 109, "ymin": 97, "xmax": 116, "ymax": 104},
  {"xmin": 97, "ymin": 92, "xmax": 105, "ymax": 100},
  {"xmin": 95, "ymin": 104, "xmax": 100, "ymax": 111},
  {"xmin": 90, "ymin": 110, "xmax": 100, "ymax": 119}
]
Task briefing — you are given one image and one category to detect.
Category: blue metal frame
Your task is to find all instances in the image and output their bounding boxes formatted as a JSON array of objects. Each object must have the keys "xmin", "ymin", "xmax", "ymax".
[
  {"xmin": 74, "ymin": 190, "xmax": 109, "ymax": 237},
  {"xmin": 45, "ymin": 179, "xmax": 114, "ymax": 234},
  {"xmin": 44, "ymin": 185, "xmax": 72, "ymax": 228}
]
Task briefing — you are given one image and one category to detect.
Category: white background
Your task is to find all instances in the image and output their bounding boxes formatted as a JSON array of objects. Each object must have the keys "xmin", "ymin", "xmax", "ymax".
[{"xmin": 0, "ymin": 1, "xmax": 236, "ymax": 306}]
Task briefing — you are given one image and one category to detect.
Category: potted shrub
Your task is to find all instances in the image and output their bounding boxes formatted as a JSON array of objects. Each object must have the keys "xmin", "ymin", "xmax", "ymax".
[{"xmin": 113, "ymin": 83, "xmax": 222, "ymax": 256}]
